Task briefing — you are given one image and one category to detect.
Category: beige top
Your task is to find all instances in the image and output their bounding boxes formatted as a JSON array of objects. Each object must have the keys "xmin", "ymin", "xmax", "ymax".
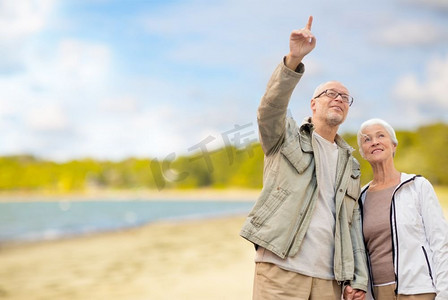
[{"xmin": 363, "ymin": 185, "xmax": 398, "ymax": 285}]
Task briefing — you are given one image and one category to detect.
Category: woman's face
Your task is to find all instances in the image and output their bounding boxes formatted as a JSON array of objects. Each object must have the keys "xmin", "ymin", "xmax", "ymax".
[{"xmin": 360, "ymin": 124, "xmax": 397, "ymax": 164}]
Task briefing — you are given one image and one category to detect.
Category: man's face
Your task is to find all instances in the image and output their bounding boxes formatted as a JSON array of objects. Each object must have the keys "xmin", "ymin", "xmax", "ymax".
[{"xmin": 311, "ymin": 82, "xmax": 350, "ymax": 127}]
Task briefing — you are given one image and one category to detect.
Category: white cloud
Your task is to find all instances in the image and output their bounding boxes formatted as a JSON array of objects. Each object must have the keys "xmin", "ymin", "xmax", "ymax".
[
  {"xmin": 49, "ymin": 39, "xmax": 111, "ymax": 88},
  {"xmin": 0, "ymin": 0, "xmax": 55, "ymax": 39},
  {"xmin": 0, "ymin": 38, "xmax": 112, "ymax": 104},
  {"xmin": 0, "ymin": 38, "xmax": 113, "ymax": 121},
  {"xmin": 0, "ymin": 97, "xmax": 18, "ymax": 116},
  {"xmin": 0, "ymin": 0, "xmax": 55, "ymax": 75},
  {"xmin": 69, "ymin": 105, "xmax": 186, "ymax": 160},
  {"xmin": 26, "ymin": 105, "xmax": 69, "ymax": 132},
  {"xmin": 401, "ymin": 0, "xmax": 448, "ymax": 11},
  {"xmin": 393, "ymin": 54, "xmax": 448, "ymax": 110},
  {"xmin": 373, "ymin": 21, "xmax": 447, "ymax": 46},
  {"xmin": 99, "ymin": 96, "xmax": 140, "ymax": 114},
  {"xmin": 0, "ymin": 36, "xmax": 114, "ymax": 159}
]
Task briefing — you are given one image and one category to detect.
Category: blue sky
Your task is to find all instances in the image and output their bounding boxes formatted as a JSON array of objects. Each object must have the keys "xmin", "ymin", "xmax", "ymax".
[{"xmin": 1, "ymin": 0, "xmax": 447, "ymax": 161}]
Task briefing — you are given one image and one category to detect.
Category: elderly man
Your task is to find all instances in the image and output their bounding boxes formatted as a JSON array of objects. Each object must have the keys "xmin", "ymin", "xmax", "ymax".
[{"xmin": 240, "ymin": 16, "xmax": 368, "ymax": 300}]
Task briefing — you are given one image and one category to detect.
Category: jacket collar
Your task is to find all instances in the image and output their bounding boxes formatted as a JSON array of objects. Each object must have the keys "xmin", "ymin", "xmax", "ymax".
[
  {"xmin": 359, "ymin": 172, "xmax": 418, "ymax": 202},
  {"xmin": 300, "ymin": 117, "xmax": 354, "ymax": 153}
]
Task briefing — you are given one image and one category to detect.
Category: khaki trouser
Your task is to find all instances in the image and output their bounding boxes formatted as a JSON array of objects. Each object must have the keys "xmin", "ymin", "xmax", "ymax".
[
  {"xmin": 253, "ymin": 262, "xmax": 341, "ymax": 300},
  {"xmin": 374, "ymin": 284, "xmax": 435, "ymax": 300}
]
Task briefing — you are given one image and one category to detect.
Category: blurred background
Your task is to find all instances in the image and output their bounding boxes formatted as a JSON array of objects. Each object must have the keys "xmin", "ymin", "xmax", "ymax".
[
  {"xmin": 0, "ymin": 0, "xmax": 447, "ymax": 299},
  {"xmin": 0, "ymin": 0, "xmax": 447, "ymax": 191}
]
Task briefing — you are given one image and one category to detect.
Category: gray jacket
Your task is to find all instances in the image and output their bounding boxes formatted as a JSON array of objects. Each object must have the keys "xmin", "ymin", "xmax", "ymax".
[{"xmin": 240, "ymin": 61, "xmax": 368, "ymax": 291}]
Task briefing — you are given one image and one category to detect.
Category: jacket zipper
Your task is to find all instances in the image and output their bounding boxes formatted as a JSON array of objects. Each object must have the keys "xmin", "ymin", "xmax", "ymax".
[
  {"xmin": 390, "ymin": 192, "xmax": 399, "ymax": 295},
  {"xmin": 421, "ymin": 246, "xmax": 434, "ymax": 280},
  {"xmin": 389, "ymin": 176, "xmax": 419, "ymax": 295}
]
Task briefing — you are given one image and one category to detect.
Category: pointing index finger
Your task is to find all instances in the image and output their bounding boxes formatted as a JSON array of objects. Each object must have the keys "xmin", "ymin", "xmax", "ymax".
[{"xmin": 306, "ymin": 15, "xmax": 313, "ymax": 30}]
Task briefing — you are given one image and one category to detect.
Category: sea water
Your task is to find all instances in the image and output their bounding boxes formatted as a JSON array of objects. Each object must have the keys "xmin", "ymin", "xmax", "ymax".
[{"xmin": 0, "ymin": 200, "xmax": 254, "ymax": 243}]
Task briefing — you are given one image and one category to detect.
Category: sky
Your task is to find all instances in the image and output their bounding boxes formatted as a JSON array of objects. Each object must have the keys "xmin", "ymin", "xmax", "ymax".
[{"xmin": 0, "ymin": 0, "xmax": 447, "ymax": 161}]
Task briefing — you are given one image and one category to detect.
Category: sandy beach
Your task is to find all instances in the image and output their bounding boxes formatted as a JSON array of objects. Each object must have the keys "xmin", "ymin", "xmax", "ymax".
[
  {"xmin": 0, "ymin": 216, "xmax": 255, "ymax": 300},
  {"xmin": 1, "ymin": 187, "xmax": 446, "ymax": 300}
]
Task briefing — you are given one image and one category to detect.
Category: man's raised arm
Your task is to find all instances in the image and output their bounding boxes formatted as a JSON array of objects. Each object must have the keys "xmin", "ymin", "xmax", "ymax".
[{"xmin": 257, "ymin": 16, "xmax": 316, "ymax": 155}]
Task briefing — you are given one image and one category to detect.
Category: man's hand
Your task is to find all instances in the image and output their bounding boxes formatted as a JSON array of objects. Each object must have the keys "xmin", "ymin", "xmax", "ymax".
[
  {"xmin": 343, "ymin": 285, "xmax": 366, "ymax": 300},
  {"xmin": 285, "ymin": 16, "xmax": 316, "ymax": 70}
]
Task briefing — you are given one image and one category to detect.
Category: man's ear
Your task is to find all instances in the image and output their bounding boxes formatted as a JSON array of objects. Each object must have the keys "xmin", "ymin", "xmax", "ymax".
[{"xmin": 310, "ymin": 98, "xmax": 317, "ymax": 113}]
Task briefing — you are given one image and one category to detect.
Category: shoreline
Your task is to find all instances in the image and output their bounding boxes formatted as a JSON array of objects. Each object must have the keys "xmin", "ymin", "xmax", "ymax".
[
  {"xmin": 1, "ymin": 185, "xmax": 446, "ymax": 203},
  {"xmin": 0, "ymin": 188, "xmax": 260, "ymax": 202},
  {"xmin": 0, "ymin": 212, "xmax": 251, "ymax": 247},
  {"xmin": 0, "ymin": 209, "xmax": 255, "ymax": 249}
]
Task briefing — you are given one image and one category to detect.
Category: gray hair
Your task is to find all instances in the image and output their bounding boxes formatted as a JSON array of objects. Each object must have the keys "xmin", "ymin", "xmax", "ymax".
[{"xmin": 357, "ymin": 118, "xmax": 398, "ymax": 158}]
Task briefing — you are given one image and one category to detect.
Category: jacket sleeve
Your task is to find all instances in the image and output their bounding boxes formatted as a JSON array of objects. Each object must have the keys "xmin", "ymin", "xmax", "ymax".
[
  {"xmin": 418, "ymin": 178, "xmax": 448, "ymax": 300},
  {"xmin": 257, "ymin": 60, "xmax": 304, "ymax": 156},
  {"xmin": 349, "ymin": 200, "xmax": 369, "ymax": 292}
]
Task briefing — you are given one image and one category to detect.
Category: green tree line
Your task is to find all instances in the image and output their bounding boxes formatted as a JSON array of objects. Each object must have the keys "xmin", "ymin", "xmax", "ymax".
[{"xmin": 1, "ymin": 123, "xmax": 447, "ymax": 193}]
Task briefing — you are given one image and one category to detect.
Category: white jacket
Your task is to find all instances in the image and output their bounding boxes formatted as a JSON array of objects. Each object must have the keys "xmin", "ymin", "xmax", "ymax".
[{"xmin": 359, "ymin": 173, "xmax": 448, "ymax": 300}]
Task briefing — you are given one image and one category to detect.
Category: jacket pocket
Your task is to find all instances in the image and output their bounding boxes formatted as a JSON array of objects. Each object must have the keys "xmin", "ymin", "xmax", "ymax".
[
  {"xmin": 280, "ymin": 139, "xmax": 312, "ymax": 174},
  {"xmin": 346, "ymin": 179, "xmax": 360, "ymax": 200},
  {"xmin": 421, "ymin": 246, "xmax": 434, "ymax": 280},
  {"xmin": 344, "ymin": 160, "xmax": 361, "ymax": 224},
  {"xmin": 346, "ymin": 159, "xmax": 361, "ymax": 200},
  {"xmin": 251, "ymin": 187, "xmax": 289, "ymax": 227}
]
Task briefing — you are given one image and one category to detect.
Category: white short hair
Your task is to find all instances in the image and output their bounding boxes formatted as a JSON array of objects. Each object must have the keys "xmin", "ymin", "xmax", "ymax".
[
  {"xmin": 357, "ymin": 118, "xmax": 398, "ymax": 158},
  {"xmin": 312, "ymin": 80, "xmax": 346, "ymax": 98}
]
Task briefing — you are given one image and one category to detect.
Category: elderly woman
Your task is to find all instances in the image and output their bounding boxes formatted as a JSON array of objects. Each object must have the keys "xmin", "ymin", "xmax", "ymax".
[{"xmin": 357, "ymin": 118, "xmax": 448, "ymax": 300}]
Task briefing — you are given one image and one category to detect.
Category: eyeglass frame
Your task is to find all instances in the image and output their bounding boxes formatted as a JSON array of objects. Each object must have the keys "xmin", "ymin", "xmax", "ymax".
[{"xmin": 313, "ymin": 89, "xmax": 354, "ymax": 106}]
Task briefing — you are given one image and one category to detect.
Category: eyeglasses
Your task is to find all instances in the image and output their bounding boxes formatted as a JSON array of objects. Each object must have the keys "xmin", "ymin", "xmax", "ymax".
[{"xmin": 314, "ymin": 89, "xmax": 354, "ymax": 106}]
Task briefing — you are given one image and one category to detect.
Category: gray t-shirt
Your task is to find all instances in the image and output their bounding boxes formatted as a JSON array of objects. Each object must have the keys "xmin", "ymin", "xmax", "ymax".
[{"xmin": 255, "ymin": 132, "xmax": 338, "ymax": 280}]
